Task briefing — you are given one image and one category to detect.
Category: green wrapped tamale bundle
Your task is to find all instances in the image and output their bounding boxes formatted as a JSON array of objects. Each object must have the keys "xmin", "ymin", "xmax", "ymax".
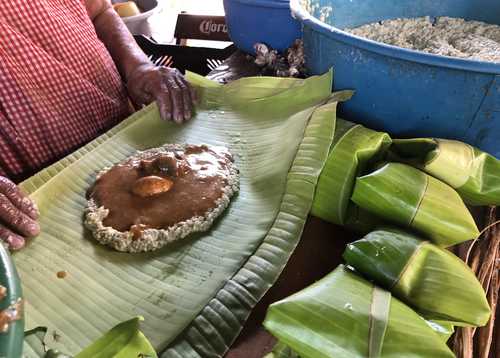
[
  {"xmin": 390, "ymin": 138, "xmax": 500, "ymax": 206},
  {"xmin": 425, "ymin": 320, "xmax": 454, "ymax": 343},
  {"xmin": 343, "ymin": 228, "xmax": 490, "ymax": 326},
  {"xmin": 263, "ymin": 265, "xmax": 455, "ymax": 358},
  {"xmin": 312, "ymin": 119, "xmax": 392, "ymax": 226},
  {"xmin": 264, "ymin": 341, "xmax": 300, "ymax": 358},
  {"xmin": 344, "ymin": 204, "xmax": 380, "ymax": 234},
  {"xmin": 263, "ymin": 321, "xmax": 453, "ymax": 358},
  {"xmin": 351, "ymin": 163, "xmax": 479, "ymax": 247}
]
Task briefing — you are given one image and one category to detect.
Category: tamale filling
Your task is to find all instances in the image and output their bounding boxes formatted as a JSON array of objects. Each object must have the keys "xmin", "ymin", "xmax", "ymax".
[{"xmin": 88, "ymin": 145, "xmax": 234, "ymax": 238}]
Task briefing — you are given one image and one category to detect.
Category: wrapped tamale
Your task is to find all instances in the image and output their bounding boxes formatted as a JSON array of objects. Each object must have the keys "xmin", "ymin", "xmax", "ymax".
[
  {"xmin": 263, "ymin": 321, "xmax": 453, "ymax": 358},
  {"xmin": 263, "ymin": 265, "xmax": 455, "ymax": 358},
  {"xmin": 263, "ymin": 322, "xmax": 452, "ymax": 358},
  {"xmin": 312, "ymin": 119, "xmax": 391, "ymax": 228},
  {"xmin": 390, "ymin": 138, "xmax": 500, "ymax": 206},
  {"xmin": 351, "ymin": 163, "xmax": 479, "ymax": 247},
  {"xmin": 425, "ymin": 320, "xmax": 454, "ymax": 343},
  {"xmin": 264, "ymin": 341, "xmax": 299, "ymax": 358},
  {"xmin": 343, "ymin": 227, "xmax": 490, "ymax": 326}
]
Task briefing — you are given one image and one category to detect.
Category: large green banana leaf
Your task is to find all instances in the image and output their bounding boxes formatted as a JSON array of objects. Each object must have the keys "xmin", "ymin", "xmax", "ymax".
[
  {"xmin": 390, "ymin": 138, "xmax": 500, "ymax": 206},
  {"xmin": 343, "ymin": 227, "xmax": 490, "ymax": 326},
  {"xmin": 16, "ymin": 71, "xmax": 338, "ymax": 357},
  {"xmin": 263, "ymin": 265, "xmax": 455, "ymax": 358}
]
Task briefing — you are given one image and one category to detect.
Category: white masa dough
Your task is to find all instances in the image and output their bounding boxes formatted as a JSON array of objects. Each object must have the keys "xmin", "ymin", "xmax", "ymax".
[{"xmin": 347, "ymin": 16, "xmax": 500, "ymax": 63}]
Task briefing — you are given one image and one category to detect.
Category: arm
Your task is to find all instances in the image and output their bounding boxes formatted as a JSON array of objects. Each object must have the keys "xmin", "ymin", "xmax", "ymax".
[
  {"xmin": 0, "ymin": 110, "xmax": 39, "ymax": 250},
  {"xmin": 84, "ymin": 0, "xmax": 195, "ymax": 123}
]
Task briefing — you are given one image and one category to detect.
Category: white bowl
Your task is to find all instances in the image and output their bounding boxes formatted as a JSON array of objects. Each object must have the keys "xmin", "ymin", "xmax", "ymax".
[{"xmin": 113, "ymin": 0, "xmax": 159, "ymax": 36}]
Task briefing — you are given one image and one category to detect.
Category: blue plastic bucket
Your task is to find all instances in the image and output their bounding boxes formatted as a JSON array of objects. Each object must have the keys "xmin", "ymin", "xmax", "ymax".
[
  {"xmin": 224, "ymin": 0, "xmax": 302, "ymax": 54},
  {"xmin": 291, "ymin": 0, "xmax": 500, "ymax": 158}
]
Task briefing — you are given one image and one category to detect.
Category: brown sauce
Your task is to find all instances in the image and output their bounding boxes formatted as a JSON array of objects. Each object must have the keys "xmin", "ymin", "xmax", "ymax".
[{"xmin": 88, "ymin": 145, "xmax": 234, "ymax": 237}]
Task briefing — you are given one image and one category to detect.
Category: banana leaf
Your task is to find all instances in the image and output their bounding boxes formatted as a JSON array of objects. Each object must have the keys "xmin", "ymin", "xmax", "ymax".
[
  {"xmin": 343, "ymin": 227, "xmax": 490, "ymax": 326},
  {"xmin": 351, "ymin": 163, "xmax": 479, "ymax": 247},
  {"xmin": 75, "ymin": 317, "xmax": 157, "ymax": 358},
  {"xmin": 264, "ymin": 341, "xmax": 300, "ymax": 358},
  {"xmin": 425, "ymin": 321, "xmax": 454, "ymax": 343},
  {"xmin": 344, "ymin": 204, "xmax": 381, "ymax": 235},
  {"xmin": 262, "ymin": 320, "xmax": 452, "ymax": 358},
  {"xmin": 390, "ymin": 138, "xmax": 500, "ymax": 206},
  {"xmin": 311, "ymin": 119, "xmax": 391, "ymax": 227},
  {"xmin": 16, "ymin": 71, "xmax": 338, "ymax": 357},
  {"xmin": 263, "ymin": 265, "xmax": 455, "ymax": 358}
]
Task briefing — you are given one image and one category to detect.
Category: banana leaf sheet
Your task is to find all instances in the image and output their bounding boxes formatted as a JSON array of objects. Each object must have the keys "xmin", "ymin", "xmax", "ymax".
[{"xmin": 16, "ymin": 71, "xmax": 338, "ymax": 357}]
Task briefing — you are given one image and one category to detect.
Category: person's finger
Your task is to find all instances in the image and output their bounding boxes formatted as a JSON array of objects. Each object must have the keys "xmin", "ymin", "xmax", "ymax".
[
  {"xmin": 191, "ymin": 86, "xmax": 199, "ymax": 104},
  {"xmin": 176, "ymin": 72, "xmax": 196, "ymax": 105},
  {"xmin": 159, "ymin": 69, "xmax": 184, "ymax": 124},
  {"xmin": 0, "ymin": 176, "xmax": 38, "ymax": 220},
  {"xmin": 156, "ymin": 86, "xmax": 173, "ymax": 121},
  {"xmin": 0, "ymin": 194, "xmax": 40, "ymax": 238},
  {"xmin": 174, "ymin": 75, "xmax": 192, "ymax": 120},
  {"xmin": 0, "ymin": 224, "xmax": 25, "ymax": 250}
]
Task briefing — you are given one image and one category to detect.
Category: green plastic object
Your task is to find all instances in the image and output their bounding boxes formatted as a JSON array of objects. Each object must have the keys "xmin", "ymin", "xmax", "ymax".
[{"xmin": 0, "ymin": 243, "xmax": 24, "ymax": 358}]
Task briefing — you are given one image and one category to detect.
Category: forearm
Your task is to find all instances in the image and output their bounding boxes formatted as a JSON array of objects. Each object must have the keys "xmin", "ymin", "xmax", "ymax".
[
  {"xmin": 84, "ymin": 0, "xmax": 195, "ymax": 123},
  {"xmin": 86, "ymin": 0, "xmax": 150, "ymax": 81}
]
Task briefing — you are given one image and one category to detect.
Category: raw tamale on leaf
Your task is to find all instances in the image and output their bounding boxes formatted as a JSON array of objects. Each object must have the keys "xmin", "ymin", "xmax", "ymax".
[
  {"xmin": 343, "ymin": 227, "xmax": 490, "ymax": 326},
  {"xmin": 312, "ymin": 119, "xmax": 392, "ymax": 226},
  {"xmin": 390, "ymin": 138, "xmax": 500, "ymax": 206},
  {"xmin": 17, "ymin": 71, "xmax": 338, "ymax": 356},
  {"xmin": 351, "ymin": 163, "xmax": 479, "ymax": 247},
  {"xmin": 263, "ymin": 265, "xmax": 455, "ymax": 358}
]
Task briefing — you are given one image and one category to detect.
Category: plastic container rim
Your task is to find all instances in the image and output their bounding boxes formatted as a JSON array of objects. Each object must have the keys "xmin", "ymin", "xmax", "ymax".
[
  {"xmin": 225, "ymin": 0, "xmax": 292, "ymax": 10},
  {"xmin": 290, "ymin": 0, "xmax": 500, "ymax": 75}
]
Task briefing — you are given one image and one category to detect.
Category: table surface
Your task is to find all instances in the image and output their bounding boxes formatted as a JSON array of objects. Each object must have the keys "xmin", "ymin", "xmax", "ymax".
[{"xmin": 207, "ymin": 51, "xmax": 355, "ymax": 358}]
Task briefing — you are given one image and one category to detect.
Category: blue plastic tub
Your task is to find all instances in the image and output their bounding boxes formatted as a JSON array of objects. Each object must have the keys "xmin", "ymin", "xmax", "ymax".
[
  {"xmin": 224, "ymin": 0, "xmax": 302, "ymax": 54},
  {"xmin": 291, "ymin": 0, "xmax": 500, "ymax": 158}
]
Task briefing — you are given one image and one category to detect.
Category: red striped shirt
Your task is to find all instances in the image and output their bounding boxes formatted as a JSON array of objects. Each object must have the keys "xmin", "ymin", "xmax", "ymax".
[{"xmin": 0, "ymin": 0, "xmax": 131, "ymax": 181}]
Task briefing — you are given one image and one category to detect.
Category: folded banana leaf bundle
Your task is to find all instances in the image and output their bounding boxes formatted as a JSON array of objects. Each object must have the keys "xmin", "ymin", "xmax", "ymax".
[
  {"xmin": 343, "ymin": 227, "xmax": 490, "ymax": 326},
  {"xmin": 351, "ymin": 162, "xmax": 480, "ymax": 247},
  {"xmin": 390, "ymin": 138, "xmax": 500, "ymax": 206},
  {"xmin": 311, "ymin": 119, "xmax": 391, "ymax": 230},
  {"xmin": 263, "ymin": 265, "xmax": 455, "ymax": 358}
]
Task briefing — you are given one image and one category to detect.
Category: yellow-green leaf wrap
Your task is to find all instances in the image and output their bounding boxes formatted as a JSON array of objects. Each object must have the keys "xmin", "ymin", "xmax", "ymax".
[
  {"xmin": 351, "ymin": 163, "xmax": 479, "ymax": 247},
  {"xmin": 344, "ymin": 228, "xmax": 490, "ymax": 327},
  {"xmin": 391, "ymin": 138, "xmax": 500, "ymax": 206},
  {"xmin": 75, "ymin": 317, "xmax": 157, "ymax": 358},
  {"xmin": 263, "ymin": 265, "xmax": 455, "ymax": 358},
  {"xmin": 311, "ymin": 120, "xmax": 391, "ymax": 226}
]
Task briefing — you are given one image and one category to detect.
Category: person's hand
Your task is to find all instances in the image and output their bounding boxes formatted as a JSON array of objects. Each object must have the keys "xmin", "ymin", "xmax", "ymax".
[
  {"xmin": 0, "ymin": 176, "xmax": 40, "ymax": 250},
  {"xmin": 126, "ymin": 64, "xmax": 197, "ymax": 124}
]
